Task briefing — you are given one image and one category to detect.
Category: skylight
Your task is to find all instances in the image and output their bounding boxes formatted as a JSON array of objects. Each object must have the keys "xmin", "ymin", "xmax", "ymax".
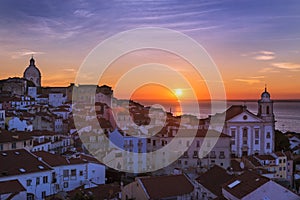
[
  {"xmin": 38, "ymin": 165, "xmax": 44, "ymax": 170},
  {"xmin": 228, "ymin": 180, "xmax": 241, "ymax": 188},
  {"xmin": 19, "ymin": 168, "xmax": 26, "ymax": 173}
]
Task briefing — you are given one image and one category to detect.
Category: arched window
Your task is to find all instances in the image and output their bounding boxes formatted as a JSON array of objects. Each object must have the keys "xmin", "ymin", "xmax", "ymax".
[
  {"xmin": 266, "ymin": 106, "xmax": 270, "ymax": 114},
  {"xmin": 259, "ymin": 105, "xmax": 262, "ymax": 114}
]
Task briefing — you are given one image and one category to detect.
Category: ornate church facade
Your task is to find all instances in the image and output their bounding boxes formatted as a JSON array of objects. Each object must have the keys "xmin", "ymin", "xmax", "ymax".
[{"xmin": 223, "ymin": 88, "xmax": 275, "ymax": 157}]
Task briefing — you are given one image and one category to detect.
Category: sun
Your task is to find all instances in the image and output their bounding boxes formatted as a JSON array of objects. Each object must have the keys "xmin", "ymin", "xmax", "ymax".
[{"xmin": 175, "ymin": 88, "xmax": 183, "ymax": 96}]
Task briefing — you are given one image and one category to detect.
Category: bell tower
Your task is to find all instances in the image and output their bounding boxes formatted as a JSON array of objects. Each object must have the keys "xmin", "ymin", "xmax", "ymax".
[{"xmin": 258, "ymin": 86, "xmax": 274, "ymax": 122}]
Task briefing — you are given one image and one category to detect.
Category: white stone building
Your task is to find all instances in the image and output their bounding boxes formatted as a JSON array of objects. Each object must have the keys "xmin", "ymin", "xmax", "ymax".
[{"xmin": 221, "ymin": 88, "xmax": 275, "ymax": 157}]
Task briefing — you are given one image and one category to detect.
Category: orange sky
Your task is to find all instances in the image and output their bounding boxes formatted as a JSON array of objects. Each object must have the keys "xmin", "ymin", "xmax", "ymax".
[{"xmin": 1, "ymin": 48, "xmax": 300, "ymax": 100}]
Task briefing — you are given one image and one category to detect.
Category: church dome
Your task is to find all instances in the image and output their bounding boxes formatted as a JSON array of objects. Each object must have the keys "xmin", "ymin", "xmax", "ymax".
[{"xmin": 23, "ymin": 57, "xmax": 41, "ymax": 86}]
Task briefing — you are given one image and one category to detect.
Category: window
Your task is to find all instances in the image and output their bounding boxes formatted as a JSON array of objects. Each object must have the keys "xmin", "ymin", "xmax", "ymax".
[
  {"xmin": 152, "ymin": 140, "xmax": 156, "ymax": 146},
  {"xmin": 219, "ymin": 151, "xmax": 225, "ymax": 159},
  {"xmin": 42, "ymin": 191, "xmax": 46, "ymax": 198},
  {"xmin": 210, "ymin": 151, "xmax": 216, "ymax": 158},
  {"xmin": 183, "ymin": 151, "xmax": 188, "ymax": 158},
  {"xmin": 283, "ymin": 159, "xmax": 286, "ymax": 163},
  {"xmin": 231, "ymin": 129, "xmax": 236, "ymax": 137},
  {"xmin": 266, "ymin": 132, "xmax": 271, "ymax": 138},
  {"xmin": 266, "ymin": 106, "xmax": 270, "ymax": 114},
  {"xmin": 193, "ymin": 151, "xmax": 198, "ymax": 158},
  {"xmin": 0, "ymin": 144, "xmax": 3, "ymax": 151},
  {"xmin": 255, "ymin": 129, "xmax": 259, "ymax": 138},
  {"xmin": 243, "ymin": 128, "xmax": 248, "ymax": 137},
  {"xmin": 184, "ymin": 161, "xmax": 188, "ymax": 165},
  {"xmin": 147, "ymin": 138, "xmax": 151, "ymax": 144},
  {"xmin": 43, "ymin": 176, "xmax": 48, "ymax": 183},
  {"xmin": 63, "ymin": 169, "xmax": 69, "ymax": 180},
  {"xmin": 279, "ymin": 159, "xmax": 282, "ymax": 164},
  {"xmin": 243, "ymin": 140, "xmax": 247, "ymax": 145},
  {"xmin": 231, "ymin": 140, "xmax": 235, "ymax": 145},
  {"xmin": 79, "ymin": 170, "xmax": 83, "ymax": 176},
  {"xmin": 266, "ymin": 143, "xmax": 270, "ymax": 149},
  {"xmin": 196, "ymin": 141, "xmax": 200, "ymax": 147},
  {"xmin": 36, "ymin": 177, "xmax": 40, "ymax": 185},
  {"xmin": 279, "ymin": 167, "xmax": 282, "ymax": 171},
  {"xmin": 27, "ymin": 193, "xmax": 34, "ymax": 200},
  {"xmin": 71, "ymin": 169, "xmax": 76, "ymax": 180},
  {"xmin": 11, "ymin": 142, "xmax": 16, "ymax": 149},
  {"xmin": 27, "ymin": 179, "xmax": 32, "ymax": 186},
  {"xmin": 255, "ymin": 140, "xmax": 259, "ymax": 145},
  {"xmin": 24, "ymin": 141, "xmax": 26, "ymax": 147},
  {"xmin": 63, "ymin": 182, "xmax": 68, "ymax": 188},
  {"xmin": 178, "ymin": 159, "xmax": 182, "ymax": 165}
]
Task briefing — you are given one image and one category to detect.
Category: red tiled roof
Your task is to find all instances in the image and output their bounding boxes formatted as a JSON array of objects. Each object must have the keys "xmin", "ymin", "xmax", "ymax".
[
  {"xmin": 196, "ymin": 165, "xmax": 233, "ymax": 197},
  {"xmin": 255, "ymin": 155, "xmax": 275, "ymax": 161},
  {"xmin": 0, "ymin": 179, "xmax": 26, "ymax": 194},
  {"xmin": 222, "ymin": 170, "xmax": 269, "ymax": 199},
  {"xmin": 245, "ymin": 156, "xmax": 262, "ymax": 167},
  {"xmin": 274, "ymin": 151, "xmax": 286, "ymax": 157},
  {"xmin": 231, "ymin": 160, "xmax": 244, "ymax": 172},
  {"xmin": 0, "ymin": 149, "xmax": 52, "ymax": 177},
  {"xmin": 33, "ymin": 151, "xmax": 69, "ymax": 166},
  {"xmin": 68, "ymin": 183, "xmax": 120, "ymax": 199},
  {"xmin": 138, "ymin": 174, "xmax": 194, "ymax": 199},
  {"xmin": 0, "ymin": 130, "xmax": 32, "ymax": 143},
  {"xmin": 212, "ymin": 105, "xmax": 245, "ymax": 121}
]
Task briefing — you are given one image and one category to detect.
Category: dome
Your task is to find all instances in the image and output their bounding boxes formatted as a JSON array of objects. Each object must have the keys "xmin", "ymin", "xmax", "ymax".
[
  {"xmin": 23, "ymin": 57, "xmax": 41, "ymax": 86},
  {"xmin": 260, "ymin": 87, "xmax": 271, "ymax": 101}
]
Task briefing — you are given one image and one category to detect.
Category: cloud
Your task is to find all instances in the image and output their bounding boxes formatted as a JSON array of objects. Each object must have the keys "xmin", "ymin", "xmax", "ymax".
[
  {"xmin": 234, "ymin": 79, "xmax": 261, "ymax": 84},
  {"xmin": 271, "ymin": 62, "xmax": 300, "ymax": 71},
  {"xmin": 234, "ymin": 76, "xmax": 264, "ymax": 84},
  {"xmin": 258, "ymin": 67, "xmax": 280, "ymax": 73},
  {"xmin": 11, "ymin": 49, "xmax": 45, "ymax": 59},
  {"xmin": 74, "ymin": 9, "xmax": 94, "ymax": 18},
  {"xmin": 62, "ymin": 68, "xmax": 77, "ymax": 72},
  {"xmin": 242, "ymin": 50, "xmax": 275, "ymax": 61},
  {"xmin": 253, "ymin": 51, "xmax": 275, "ymax": 61}
]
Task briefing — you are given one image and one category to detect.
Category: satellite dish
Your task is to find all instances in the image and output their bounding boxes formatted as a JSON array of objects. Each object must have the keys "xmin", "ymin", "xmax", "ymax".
[{"xmin": 240, "ymin": 161, "xmax": 245, "ymax": 169}]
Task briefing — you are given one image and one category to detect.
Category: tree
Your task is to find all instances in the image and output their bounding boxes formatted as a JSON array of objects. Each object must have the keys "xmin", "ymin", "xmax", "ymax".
[{"xmin": 274, "ymin": 130, "xmax": 290, "ymax": 151}]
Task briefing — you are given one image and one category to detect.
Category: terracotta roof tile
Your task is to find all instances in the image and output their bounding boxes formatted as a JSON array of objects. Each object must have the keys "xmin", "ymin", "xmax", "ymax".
[
  {"xmin": 138, "ymin": 174, "xmax": 194, "ymax": 199},
  {"xmin": 222, "ymin": 170, "xmax": 269, "ymax": 199},
  {"xmin": 0, "ymin": 179, "xmax": 26, "ymax": 194},
  {"xmin": 196, "ymin": 165, "xmax": 233, "ymax": 197},
  {"xmin": 33, "ymin": 151, "xmax": 69, "ymax": 167},
  {"xmin": 0, "ymin": 149, "xmax": 52, "ymax": 177}
]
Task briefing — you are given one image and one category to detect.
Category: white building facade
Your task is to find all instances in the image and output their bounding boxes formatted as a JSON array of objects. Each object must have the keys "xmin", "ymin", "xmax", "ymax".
[{"xmin": 223, "ymin": 88, "xmax": 275, "ymax": 157}]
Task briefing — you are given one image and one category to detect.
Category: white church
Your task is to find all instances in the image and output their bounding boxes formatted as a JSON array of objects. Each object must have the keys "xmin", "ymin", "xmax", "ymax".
[
  {"xmin": 221, "ymin": 88, "xmax": 275, "ymax": 157},
  {"xmin": 23, "ymin": 56, "xmax": 41, "ymax": 87}
]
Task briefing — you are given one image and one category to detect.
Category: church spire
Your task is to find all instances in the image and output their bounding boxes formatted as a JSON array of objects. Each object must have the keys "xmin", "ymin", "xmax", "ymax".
[{"xmin": 265, "ymin": 84, "xmax": 267, "ymax": 92}]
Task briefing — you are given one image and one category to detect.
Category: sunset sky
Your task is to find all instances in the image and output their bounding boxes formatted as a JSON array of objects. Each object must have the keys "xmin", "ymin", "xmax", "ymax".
[{"xmin": 0, "ymin": 0, "xmax": 300, "ymax": 100}]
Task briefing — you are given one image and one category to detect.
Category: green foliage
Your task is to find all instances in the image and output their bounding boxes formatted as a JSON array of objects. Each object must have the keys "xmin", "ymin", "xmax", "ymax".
[{"xmin": 275, "ymin": 130, "xmax": 290, "ymax": 151}]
